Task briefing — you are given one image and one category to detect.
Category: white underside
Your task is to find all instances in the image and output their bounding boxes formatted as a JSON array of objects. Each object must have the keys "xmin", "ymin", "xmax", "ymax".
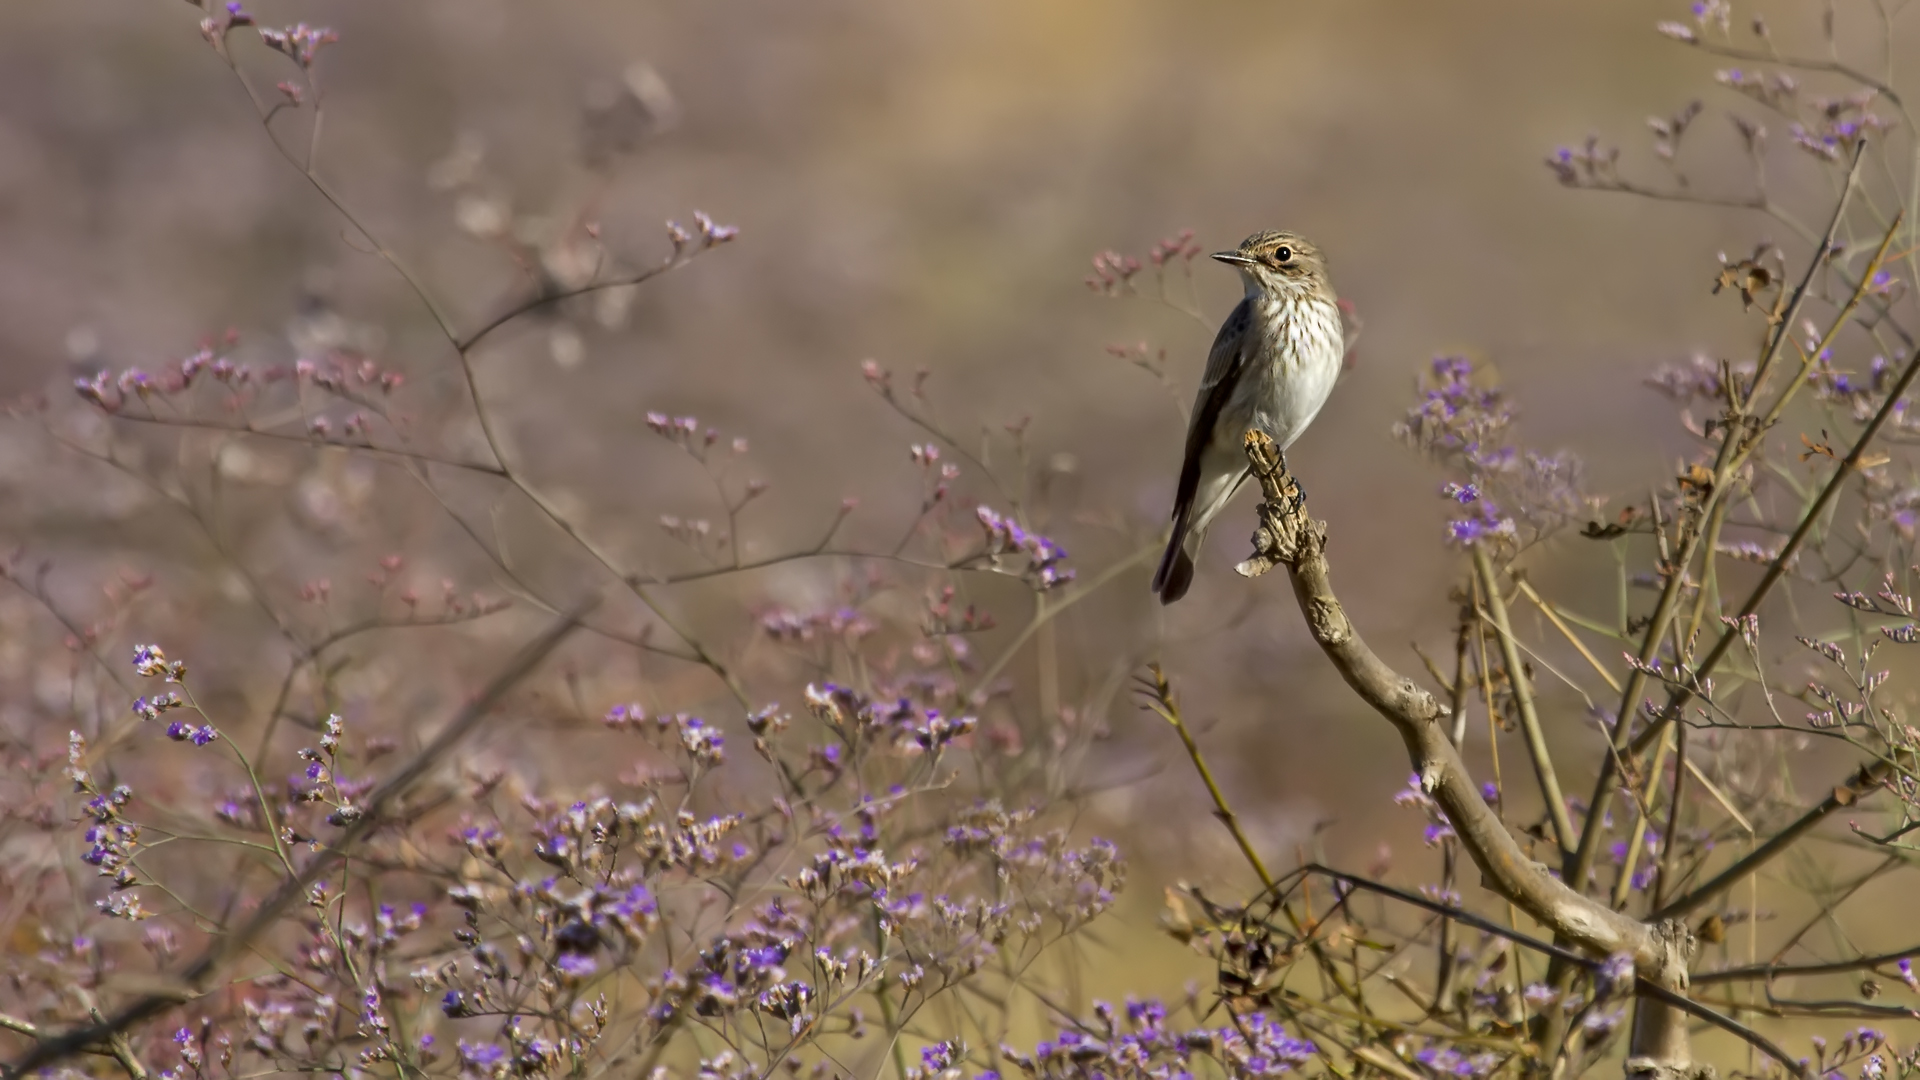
[{"xmin": 1180, "ymin": 293, "xmax": 1343, "ymax": 559}]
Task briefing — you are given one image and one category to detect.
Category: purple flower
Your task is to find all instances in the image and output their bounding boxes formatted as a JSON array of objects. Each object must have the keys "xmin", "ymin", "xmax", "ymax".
[
  {"xmin": 132, "ymin": 644, "xmax": 182, "ymax": 680},
  {"xmin": 921, "ymin": 1040, "xmax": 962, "ymax": 1072},
  {"xmin": 975, "ymin": 505, "xmax": 1075, "ymax": 591},
  {"xmin": 1400, "ymin": 356, "xmax": 1585, "ymax": 545},
  {"xmin": 1596, "ymin": 952, "xmax": 1636, "ymax": 998},
  {"xmin": 457, "ymin": 1040, "xmax": 505, "ymax": 1067},
  {"xmin": 1125, "ymin": 997, "xmax": 1166, "ymax": 1030},
  {"xmin": 1447, "ymin": 501, "xmax": 1517, "ymax": 547},
  {"xmin": 742, "ymin": 944, "xmax": 787, "ymax": 970}
]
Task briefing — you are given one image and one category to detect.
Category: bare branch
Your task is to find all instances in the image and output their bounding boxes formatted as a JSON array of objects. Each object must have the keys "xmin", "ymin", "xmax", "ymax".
[
  {"xmin": 1693, "ymin": 942, "xmax": 1920, "ymax": 985},
  {"xmin": 1688, "ymin": 40, "xmax": 1903, "ymax": 109},
  {"xmin": 1575, "ymin": 180, "xmax": 1894, "ymax": 892},
  {"xmin": 456, "ymin": 252, "xmax": 700, "ymax": 354},
  {"xmin": 1293, "ymin": 867, "xmax": 1810, "ymax": 1080},
  {"xmin": 1473, "ymin": 545, "xmax": 1575, "ymax": 859},
  {"xmin": 1630, "ymin": 333, "xmax": 1920, "ymax": 764},
  {"xmin": 1236, "ymin": 431, "xmax": 1652, "ymax": 964},
  {"xmin": 103, "ymin": 411, "xmax": 507, "ymax": 476},
  {"xmin": 0, "ymin": 1012, "xmax": 148, "ymax": 1080}
]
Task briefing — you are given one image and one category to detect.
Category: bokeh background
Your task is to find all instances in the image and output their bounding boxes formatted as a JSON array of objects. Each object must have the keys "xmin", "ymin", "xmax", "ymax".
[{"xmin": 1, "ymin": 0, "xmax": 1901, "ymax": 1026}]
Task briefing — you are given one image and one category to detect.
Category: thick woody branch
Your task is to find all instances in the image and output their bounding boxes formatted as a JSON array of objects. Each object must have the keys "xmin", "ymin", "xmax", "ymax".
[
  {"xmin": 1235, "ymin": 432, "xmax": 1654, "ymax": 966},
  {"xmin": 1297, "ymin": 868, "xmax": 1807, "ymax": 1080}
]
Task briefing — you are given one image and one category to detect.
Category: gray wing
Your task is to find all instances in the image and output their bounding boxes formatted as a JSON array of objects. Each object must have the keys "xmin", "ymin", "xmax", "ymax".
[
  {"xmin": 1153, "ymin": 296, "xmax": 1254, "ymax": 601},
  {"xmin": 1171, "ymin": 296, "xmax": 1253, "ymax": 518}
]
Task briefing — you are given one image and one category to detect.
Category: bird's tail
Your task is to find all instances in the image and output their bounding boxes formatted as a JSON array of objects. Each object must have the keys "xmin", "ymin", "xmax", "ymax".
[
  {"xmin": 1152, "ymin": 508, "xmax": 1198, "ymax": 605},
  {"xmin": 1152, "ymin": 466, "xmax": 1251, "ymax": 605}
]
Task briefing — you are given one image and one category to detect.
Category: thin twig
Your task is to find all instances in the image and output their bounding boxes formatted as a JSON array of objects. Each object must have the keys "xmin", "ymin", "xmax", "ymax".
[
  {"xmin": 1573, "ymin": 175, "xmax": 1892, "ymax": 893},
  {"xmin": 1285, "ymin": 865, "xmax": 1811, "ymax": 1080},
  {"xmin": 1653, "ymin": 758, "xmax": 1895, "ymax": 921},
  {"xmin": 1473, "ymin": 546, "xmax": 1574, "ymax": 858},
  {"xmin": 1692, "ymin": 941, "xmax": 1920, "ymax": 985},
  {"xmin": 1137, "ymin": 665, "xmax": 1274, "ymax": 890}
]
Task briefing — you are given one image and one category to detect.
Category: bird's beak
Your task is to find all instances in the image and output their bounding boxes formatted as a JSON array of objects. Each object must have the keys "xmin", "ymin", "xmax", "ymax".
[{"xmin": 1210, "ymin": 251, "xmax": 1256, "ymax": 266}]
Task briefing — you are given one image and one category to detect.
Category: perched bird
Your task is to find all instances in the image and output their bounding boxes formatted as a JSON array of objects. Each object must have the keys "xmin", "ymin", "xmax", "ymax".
[{"xmin": 1152, "ymin": 230, "xmax": 1344, "ymax": 604}]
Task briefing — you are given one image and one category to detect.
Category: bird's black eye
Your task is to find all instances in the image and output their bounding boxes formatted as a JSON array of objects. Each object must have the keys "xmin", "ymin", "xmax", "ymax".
[{"xmin": 1273, "ymin": 246, "xmax": 1292, "ymax": 263}]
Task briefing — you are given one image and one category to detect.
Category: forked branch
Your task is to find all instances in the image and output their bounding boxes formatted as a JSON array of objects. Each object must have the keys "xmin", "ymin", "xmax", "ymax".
[
  {"xmin": 1233, "ymin": 430, "xmax": 1804, "ymax": 1080},
  {"xmin": 1234, "ymin": 431, "xmax": 1653, "ymax": 967}
]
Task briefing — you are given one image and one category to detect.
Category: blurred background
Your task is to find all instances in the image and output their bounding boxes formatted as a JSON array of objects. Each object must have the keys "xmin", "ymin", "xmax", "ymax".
[{"xmin": 0, "ymin": 0, "xmax": 1896, "ymax": 1010}]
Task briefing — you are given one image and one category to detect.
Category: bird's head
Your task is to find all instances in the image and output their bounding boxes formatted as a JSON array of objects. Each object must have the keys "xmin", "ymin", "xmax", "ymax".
[{"xmin": 1211, "ymin": 230, "xmax": 1333, "ymax": 300}]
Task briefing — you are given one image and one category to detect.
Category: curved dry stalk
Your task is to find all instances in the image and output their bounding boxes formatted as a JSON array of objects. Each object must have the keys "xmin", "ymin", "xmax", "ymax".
[
  {"xmin": 1473, "ymin": 545, "xmax": 1575, "ymax": 859},
  {"xmin": 1136, "ymin": 664, "xmax": 1274, "ymax": 890}
]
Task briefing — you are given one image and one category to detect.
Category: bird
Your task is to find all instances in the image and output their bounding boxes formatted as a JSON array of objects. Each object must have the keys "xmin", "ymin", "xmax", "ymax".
[{"xmin": 1152, "ymin": 230, "xmax": 1344, "ymax": 604}]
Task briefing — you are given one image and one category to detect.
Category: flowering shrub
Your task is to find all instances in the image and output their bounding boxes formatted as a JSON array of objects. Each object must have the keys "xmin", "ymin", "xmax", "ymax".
[{"xmin": 1393, "ymin": 356, "xmax": 1592, "ymax": 548}]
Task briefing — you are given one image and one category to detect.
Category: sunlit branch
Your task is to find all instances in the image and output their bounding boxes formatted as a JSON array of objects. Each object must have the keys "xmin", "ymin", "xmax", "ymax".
[
  {"xmin": 1285, "ymin": 866, "xmax": 1809, "ymax": 1080},
  {"xmin": 1474, "ymin": 546, "xmax": 1575, "ymax": 859},
  {"xmin": 1236, "ymin": 432, "xmax": 1654, "ymax": 964}
]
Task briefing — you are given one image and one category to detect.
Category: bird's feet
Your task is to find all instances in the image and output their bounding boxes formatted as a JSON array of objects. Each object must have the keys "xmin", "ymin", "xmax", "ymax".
[{"xmin": 1277, "ymin": 449, "xmax": 1307, "ymax": 514}]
